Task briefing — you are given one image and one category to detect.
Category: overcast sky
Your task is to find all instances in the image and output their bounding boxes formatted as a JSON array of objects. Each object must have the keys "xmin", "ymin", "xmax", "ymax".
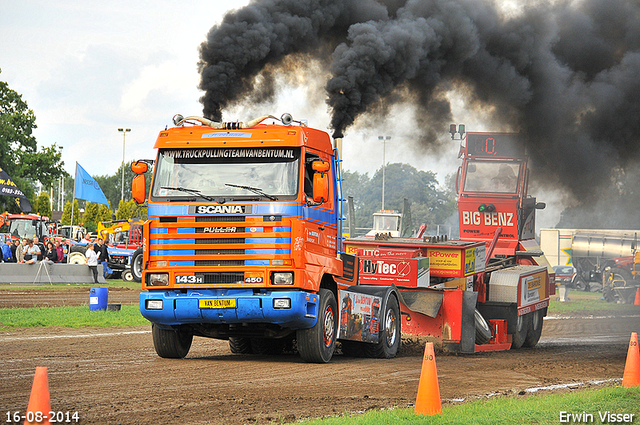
[{"xmin": 0, "ymin": 0, "xmax": 562, "ymax": 228}]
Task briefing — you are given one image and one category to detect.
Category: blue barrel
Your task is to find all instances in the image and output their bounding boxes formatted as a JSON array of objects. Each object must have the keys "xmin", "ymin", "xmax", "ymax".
[{"xmin": 89, "ymin": 287, "xmax": 108, "ymax": 311}]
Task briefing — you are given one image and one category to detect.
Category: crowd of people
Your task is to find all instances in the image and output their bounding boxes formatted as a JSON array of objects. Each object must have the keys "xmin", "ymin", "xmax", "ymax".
[{"xmin": 1, "ymin": 236, "xmax": 110, "ymax": 284}]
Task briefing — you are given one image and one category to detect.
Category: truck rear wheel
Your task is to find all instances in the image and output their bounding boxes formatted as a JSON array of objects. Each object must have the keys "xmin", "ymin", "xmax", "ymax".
[
  {"xmin": 297, "ymin": 288, "xmax": 337, "ymax": 363},
  {"xmin": 152, "ymin": 324, "xmax": 192, "ymax": 358},
  {"xmin": 131, "ymin": 247, "xmax": 143, "ymax": 283},
  {"xmin": 363, "ymin": 295, "xmax": 401, "ymax": 358},
  {"xmin": 229, "ymin": 337, "xmax": 252, "ymax": 354},
  {"xmin": 510, "ymin": 312, "xmax": 530, "ymax": 349},
  {"xmin": 524, "ymin": 308, "xmax": 545, "ymax": 347}
]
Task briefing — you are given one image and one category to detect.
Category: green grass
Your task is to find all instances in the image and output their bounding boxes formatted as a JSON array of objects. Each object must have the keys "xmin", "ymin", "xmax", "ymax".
[
  {"xmin": 0, "ymin": 305, "xmax": 148, "ymax": 328},
  {"xmin": 0, "ymin": 279, "xmax": 141, "ymax": 291},
  {"xmin": 547, "ymin": 290, "xmax": 639, "ymax": 314},
  {"xmin": 303, "ymin": 386, "xmax": 640, "ymax": 425}
]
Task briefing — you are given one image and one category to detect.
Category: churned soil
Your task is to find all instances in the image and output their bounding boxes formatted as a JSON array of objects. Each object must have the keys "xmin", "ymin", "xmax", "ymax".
[{"xmin": 0, "ymin": 288, "xmax": 638, "ymax": 425}]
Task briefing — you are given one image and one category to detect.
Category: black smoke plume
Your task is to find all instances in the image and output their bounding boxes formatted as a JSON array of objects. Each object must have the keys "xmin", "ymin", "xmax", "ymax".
[{"xmin": 199, "ymin": 0, "xmax": 640, "ymax": 226}]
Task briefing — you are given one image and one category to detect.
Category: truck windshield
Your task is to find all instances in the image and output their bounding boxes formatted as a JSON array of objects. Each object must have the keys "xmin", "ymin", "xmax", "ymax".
[
  {"xmin": 9, "ymin": 219, "xmax": 37, "ymax": 239},
  {"xmin": 463, "ymin": 160, "xmax": 520, "ymax": 194},
  {"xmin": 151, "ymin": 147, "xmax": 300, "ymax": 200}
]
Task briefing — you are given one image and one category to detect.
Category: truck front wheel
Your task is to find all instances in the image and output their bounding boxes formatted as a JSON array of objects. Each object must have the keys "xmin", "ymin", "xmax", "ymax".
[
  {"xmin": 297, "ymin": 288, "xmax": 337, "ymax": 363},
  {"xmin": 364, "ymin": 295, "xmax": 401, "ymax": 358},
  {"xmin": 152, "ymin": 324, "xmax": 192, "ymax": 358}
]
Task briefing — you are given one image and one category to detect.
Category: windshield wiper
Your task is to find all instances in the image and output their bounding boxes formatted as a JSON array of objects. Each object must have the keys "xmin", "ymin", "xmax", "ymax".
[
  {"xmin": 225, "ymin": 184, "xmax": 278, "ymax": 200},
  {"xmin": 160, "ymin": 186, "xmax": 225, "ymax": 203}
]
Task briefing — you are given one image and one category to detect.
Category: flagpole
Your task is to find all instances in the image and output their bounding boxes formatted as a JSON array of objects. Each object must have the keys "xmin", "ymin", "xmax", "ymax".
[{"xmin": 70, "ymin": 162, "xmax": 77, "ymax": 228}]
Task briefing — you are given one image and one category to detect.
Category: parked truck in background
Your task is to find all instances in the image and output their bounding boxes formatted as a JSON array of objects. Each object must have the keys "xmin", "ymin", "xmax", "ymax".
[
  {"xmin": 540, "ymin": 228, "xmax": 640, "ymax": 302},
  {"xmin": 131, "ymin": 115, "xmax": 553, "ymax": 362}
]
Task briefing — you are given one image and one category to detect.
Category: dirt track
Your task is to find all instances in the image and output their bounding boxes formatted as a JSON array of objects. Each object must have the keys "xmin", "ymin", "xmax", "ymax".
[{"xmin": 0, "ymin": 289, "xmax": 639, "ymax": 425}]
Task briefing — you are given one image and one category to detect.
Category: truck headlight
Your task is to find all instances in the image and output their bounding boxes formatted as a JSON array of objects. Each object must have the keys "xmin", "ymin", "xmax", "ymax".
[
  {"xmin": 146, "ymin": 299, "xmax": 163, "ymax": 310},
  {"xmin": 273, "ymin": 298, "xmax": 291, "ymax": 309},
  {"xmin": 148, "ymin": 273, "xmax": 169, "ymax": 286},
  {"xmin": 272, "ymin": 272, "xmax": 293, "ymax": 285}
]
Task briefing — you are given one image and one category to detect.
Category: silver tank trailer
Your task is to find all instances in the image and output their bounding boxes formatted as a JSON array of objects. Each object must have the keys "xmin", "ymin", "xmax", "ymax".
[{"xmin": 572, "ymin": 233, "xmax": 636, "ymax": 260}]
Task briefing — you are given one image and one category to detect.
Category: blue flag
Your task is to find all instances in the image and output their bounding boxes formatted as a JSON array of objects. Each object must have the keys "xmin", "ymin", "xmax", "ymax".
[{"xmin": 74, "ymin": 162, "xmax": 110, "ymax": 206}]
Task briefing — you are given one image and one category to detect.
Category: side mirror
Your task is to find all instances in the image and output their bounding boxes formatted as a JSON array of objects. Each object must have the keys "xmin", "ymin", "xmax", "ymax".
[
  {"xmin": 535, "ymin": 202, "xmax": 546, "ymax": 210},
  {"xmin": 132, "ymin": 174, "xmax": 146, "ymax": 205},
  {"xmin": 131, "ymin": 161, "xmax": 148, "ymax": 174},
  {"xmin": 312, "ymin": 160, "xmax": 330, "ymax": 204}
]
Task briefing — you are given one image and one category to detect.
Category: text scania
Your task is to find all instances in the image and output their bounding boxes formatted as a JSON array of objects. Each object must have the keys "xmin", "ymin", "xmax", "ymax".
[
  {"xmin": 462, "ymin": 211, "xmax": 514, "ymax": 227},
  {"xmin": 196, "ymin": 205, "xmax": 245, "ymax": 214}
]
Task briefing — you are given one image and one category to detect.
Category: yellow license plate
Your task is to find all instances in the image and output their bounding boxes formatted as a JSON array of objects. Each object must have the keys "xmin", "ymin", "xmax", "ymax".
[{"xmin": 199, "ymin": 299, "xmax": 236, "ymax": 309}]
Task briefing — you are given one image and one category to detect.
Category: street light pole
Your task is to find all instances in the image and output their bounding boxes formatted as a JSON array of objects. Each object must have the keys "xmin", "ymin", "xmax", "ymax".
[
  {"xmin": 378, "ymin": 136, "xmax": 391, "ymax": 210},
  {"xmin": 118, "ymin": 128, "xmax": 131, "ymax": 206}
]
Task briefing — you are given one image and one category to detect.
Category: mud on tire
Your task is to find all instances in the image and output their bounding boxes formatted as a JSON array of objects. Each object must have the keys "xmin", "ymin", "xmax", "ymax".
[
  {"xmin": 296, "ymin": 288, "xmax": 337, "ymax": 363},
  {"xmin": 363, "ymin": 294, "xmax": 401, "ymax": 358},
  {"xmin": 152, "ymin": 324, "xmax": 193, "ymax": 359}
]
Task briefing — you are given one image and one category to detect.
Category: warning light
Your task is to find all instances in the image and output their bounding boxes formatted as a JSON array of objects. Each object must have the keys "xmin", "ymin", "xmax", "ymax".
[{"xmin": 478, "ymin": 204, "xmax": 495, "ymax": 213}]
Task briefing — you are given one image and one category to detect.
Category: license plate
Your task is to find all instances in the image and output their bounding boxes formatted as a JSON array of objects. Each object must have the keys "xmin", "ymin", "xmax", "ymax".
[{"xmin": 199, "ymin": 299, "xmax": 236, "ymax": 309}]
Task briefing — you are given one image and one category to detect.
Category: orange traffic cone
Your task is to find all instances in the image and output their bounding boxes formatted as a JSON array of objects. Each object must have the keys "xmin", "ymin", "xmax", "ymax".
[
  {"xmin": 622, "ymin": 332, "xmax": 640, "ymax": 387},
  {"xmin": 24, "ymin": 367, "xmax": 51, "ymax": 425},
  {"xmin": 414, "ymin": 342, "xmax": 442, "ymax": 415},
  {"xmin": 634, "ymin": 288, "xmax": 640, "ymax": 306}
]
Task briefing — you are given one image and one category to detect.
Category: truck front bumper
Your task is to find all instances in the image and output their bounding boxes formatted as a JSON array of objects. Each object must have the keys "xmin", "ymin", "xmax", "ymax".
[{"xmin": 140, "ymin": 289, "xmax": 319, "ymax": 329}]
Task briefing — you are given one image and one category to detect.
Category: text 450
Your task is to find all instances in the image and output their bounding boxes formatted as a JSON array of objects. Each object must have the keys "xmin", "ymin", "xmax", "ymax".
[{"xmin": 6, "ymin": 411, "xmax": 79, "ymax": 423}]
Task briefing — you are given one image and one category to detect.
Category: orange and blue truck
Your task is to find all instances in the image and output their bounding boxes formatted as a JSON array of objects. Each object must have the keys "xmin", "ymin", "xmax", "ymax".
[{"xmin": 131, "ymin": 115, "xmax": 554, "ymax": 362}]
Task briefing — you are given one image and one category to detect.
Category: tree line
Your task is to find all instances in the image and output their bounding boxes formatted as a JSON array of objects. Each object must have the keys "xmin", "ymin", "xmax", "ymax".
[
  {"xmin": 0, "ymin": 69, "xmax": 148, "ymax": 231},
  {"xmin": 342, "ymin": 163, "xmax": 457, "ymax": 236}
]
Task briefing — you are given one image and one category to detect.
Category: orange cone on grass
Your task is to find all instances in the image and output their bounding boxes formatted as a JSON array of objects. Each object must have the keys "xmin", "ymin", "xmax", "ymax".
[
  {"xmin": 622, "ymin": 332, "xmax": 640, "ymax": 387},
  {"xmin": 414, "ymin": 342, "xmax": 442, "ymax": 415},
  {"xmin": 634, "ymin": 288, "xmax": 640, "ymax": 306},
  {"xmin": 24, "ymin": 367, "xmax": 51, "ymax": 425}
]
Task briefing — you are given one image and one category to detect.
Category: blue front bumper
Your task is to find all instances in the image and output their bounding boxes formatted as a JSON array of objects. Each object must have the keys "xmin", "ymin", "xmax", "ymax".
[{"xmin": 140, "ymin": 289, "xmax": 319, "ymax": 330}]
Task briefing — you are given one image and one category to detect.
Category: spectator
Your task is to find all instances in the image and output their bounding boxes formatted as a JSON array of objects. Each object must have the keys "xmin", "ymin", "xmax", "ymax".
[
  {"xmin": 2, "ymin": 239, "xmax": 12, "ymax": 262},
  {"xmin": 95, "ymin": 238, "xmax": 110, "ymax": 278},
  {"xmin": 16, "ymin": 238, "xmax": 28, "ymax": 263},
  {"xmin": 11, "ymin": 239, "xmax": 19, "ymax": 262},
  {"xmin": 33, "ymin": 237, "xmax": 45, "ymax": 259},
  {"xmin": 43, "ymin": 241, "xmax": 58, "ymax": 263},
  {"xmin": 54, "ymin": 240, "xmax": 64, "ymax": 263},
  {"xmin": 85, "ymin": 243, "xmax": 99, "ymax": 283},
  {"xmin": 23, "ymin": 239, "xmax": 41, "ymax": 265}
]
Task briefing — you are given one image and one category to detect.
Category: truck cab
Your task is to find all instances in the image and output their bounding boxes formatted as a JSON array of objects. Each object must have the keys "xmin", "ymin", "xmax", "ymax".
[
  {"xmin": 365, "ymin": 210, "xmax": 402, "ymax": 237},
  {"xmin": 132, "ymin": 114, "xmax": 345, "ymax": 362}
]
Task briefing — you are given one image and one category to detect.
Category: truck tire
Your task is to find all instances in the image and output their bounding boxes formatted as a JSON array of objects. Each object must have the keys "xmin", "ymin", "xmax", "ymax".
[
  {"xmin": 524, "ymin": 308, "xmax": 545, "ymax": 347},
  {"xmin": 152, "ymin": 324, "xmax": 192, "ymax": 359},
  {"xmin": 131, "ymin": 247, "xmax": 143, "ymax": 283},
  {"xmin": 69, "ymin": 244, "xmax": 86, "ymax": 253},
  {"xmin": 229, "ymin": 337, "xmax": 252, "ymax": 354},
  {"xmin": 510, "ymin": 312, "xmax": 530, "ymax": 349},
  {"xmin": 608, "ymin": 267, "xmax": 633, "ymax": 289},
  {"xmin": 122, "ymin": 269, "xmax": 134, "ymax": 282},
  {"xmin": 67, "ymin": 252, "xmax": 86, "ymax": 264},
  {"xmin": 363, "ymin": 294, "xmax": 401, "ymax": 358},
  {"xmin": 475, "ymin": 309, "xmax": 492, "ymax": 345},
  {"xmin": 297, "ymin": 288, "xmax": 337, "ymax": 363}
]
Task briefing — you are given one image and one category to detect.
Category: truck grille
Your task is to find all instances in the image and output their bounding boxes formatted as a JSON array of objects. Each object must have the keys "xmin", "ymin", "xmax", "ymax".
[
  {"xmin": 148, "ymin": 214, "xmax": 291, "ymax": 271},
  {"xmin": 197, "ymin": 272, "xmax": 245, "ymax": 284}
]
